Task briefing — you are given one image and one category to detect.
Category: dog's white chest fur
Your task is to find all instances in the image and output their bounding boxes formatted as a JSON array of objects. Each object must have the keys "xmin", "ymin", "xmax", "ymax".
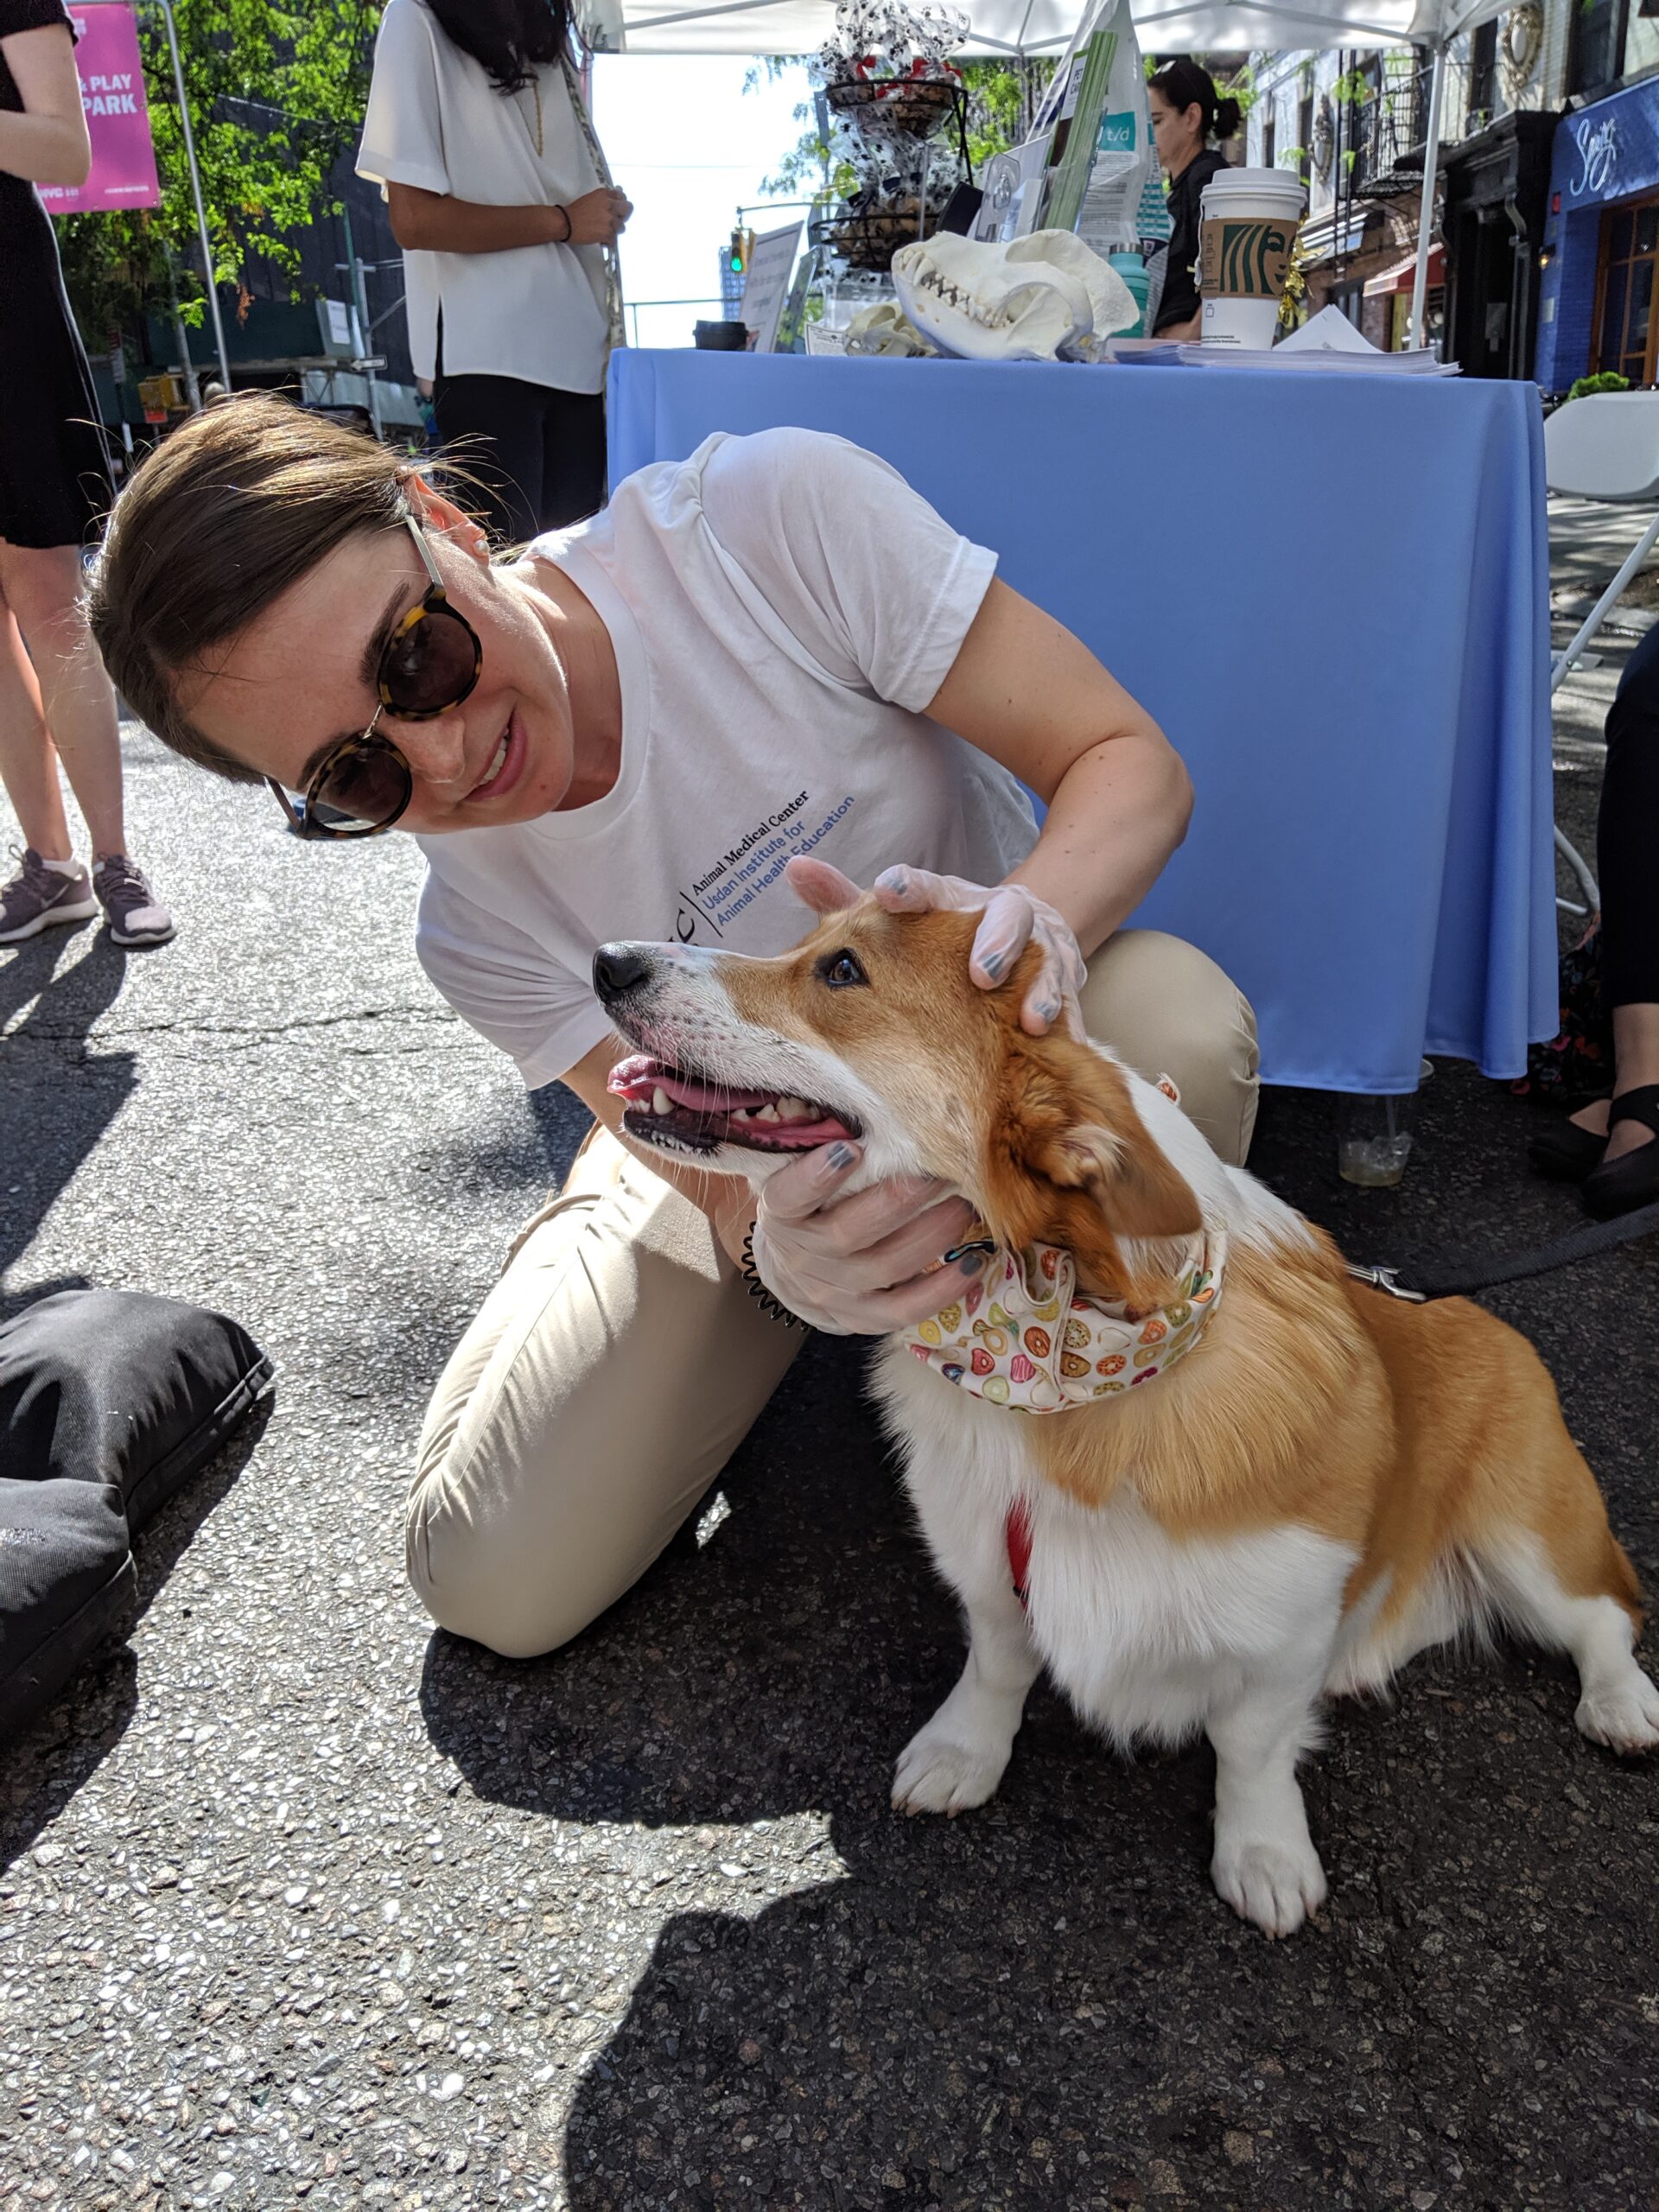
[{"xmin": 873, "ymin": 1343, "xmax": 1356, "ymax": 1749}]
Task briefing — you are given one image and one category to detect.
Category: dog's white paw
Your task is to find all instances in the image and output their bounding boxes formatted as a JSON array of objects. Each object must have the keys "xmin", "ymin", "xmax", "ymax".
[
  {"xmin": 892, "ymin": 1725, "xmax": 1010, "ymax": 1817},
  {"xmin": 1211, "ymin": 1832, "xmax": 1327, "ymax": 1938},
  {"xmin": 1577, "ymin": 1669, "xmax": 1659, "ymax": 1754}
]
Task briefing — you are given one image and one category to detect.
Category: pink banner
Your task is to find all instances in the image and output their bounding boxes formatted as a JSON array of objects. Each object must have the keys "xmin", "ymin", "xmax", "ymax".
[{"xmin": 39, "ymin": 2, "xmax": 161, "ymax": 215}]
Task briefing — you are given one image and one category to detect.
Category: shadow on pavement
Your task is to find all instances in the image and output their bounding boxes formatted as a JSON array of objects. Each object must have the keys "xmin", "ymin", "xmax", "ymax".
[
  {"xmin": 411, "ymin": 1069, "xmax": 1658, "ymax": 2209},
  {"xmin": 416, "ymin": 1322, "xmax": 1654, "ymax": 2209},
  {"xmin": 0, "ymin": 1391, "xmax": 275, "ymax": 1873},
  {"xmin": 0, "ymin": 928, "xmax": 135, "ymax": 1313}
]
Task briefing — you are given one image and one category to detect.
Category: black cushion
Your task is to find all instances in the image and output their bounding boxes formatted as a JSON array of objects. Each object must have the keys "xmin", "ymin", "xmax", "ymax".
[
  {"xmin": 0, "ymin": 1288, "xmax": 271, "ymax": 1532},
  {"xmin": 0, "ymin": 1477, "xmax": 135, "ymax": 1731},
  {"xmin": 0, "ymin": 1289, "xmax": 271, "ymax": 1739}
]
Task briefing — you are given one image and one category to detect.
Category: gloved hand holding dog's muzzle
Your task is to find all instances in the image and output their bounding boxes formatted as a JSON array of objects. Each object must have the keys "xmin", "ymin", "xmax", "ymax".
[{"xmin": 749, "ymin": 1142, "xmax": 987, "ymax": 1337}]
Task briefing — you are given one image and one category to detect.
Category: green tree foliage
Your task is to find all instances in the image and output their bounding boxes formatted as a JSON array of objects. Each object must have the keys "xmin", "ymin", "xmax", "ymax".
[
  {"xmin": 55, "ymin": 0, "xmax": 375, "ymax": 342},
  {"xmin": 959, "ymin": 57, "xmax": 1053, "ymax": 169},
  {"xmin": 1567, "ymin": 370, "xmax": 1631, "ymax": 401}
]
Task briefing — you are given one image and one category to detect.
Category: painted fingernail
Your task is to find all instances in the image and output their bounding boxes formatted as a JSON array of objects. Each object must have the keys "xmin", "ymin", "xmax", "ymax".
[
  {"xmin": 877, "ymin": 868, "xmax": 907, "ymax": 893},
  {"xmin": 1037, "ymin": 997, "xmax": 1060, "ymax": 1022},
  {"xmin": 960, "ymin": 1251, "xmax": 988, "ymax": 1274},
  {"xmin": 824, "ymin": 1141, "xmax": 858, "ymax": 1171}
]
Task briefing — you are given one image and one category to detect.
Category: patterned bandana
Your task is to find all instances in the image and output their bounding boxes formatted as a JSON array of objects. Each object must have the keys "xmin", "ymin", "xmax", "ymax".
[{"xmin": 900, "ymin": 1230, "xmax": 1226, "ymax": 1414}]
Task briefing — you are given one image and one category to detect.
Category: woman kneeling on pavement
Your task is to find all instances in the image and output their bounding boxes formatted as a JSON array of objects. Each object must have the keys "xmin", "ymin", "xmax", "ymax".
[{"xmin": 87, "ymin": 396, "xmax": 1258, "ymax": 1658}]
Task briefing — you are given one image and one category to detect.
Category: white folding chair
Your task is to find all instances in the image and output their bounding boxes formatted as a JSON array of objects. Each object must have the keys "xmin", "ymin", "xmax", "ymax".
[{"xmin": 1543, "ymin": 392, "xmax": 1659, "ymax": 913}]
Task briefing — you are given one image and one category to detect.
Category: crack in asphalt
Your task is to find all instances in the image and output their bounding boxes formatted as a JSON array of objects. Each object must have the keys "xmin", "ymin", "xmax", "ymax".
[{"xmin": 2, "ymin": 1002, "xmax": 455, "ymax": 1044}]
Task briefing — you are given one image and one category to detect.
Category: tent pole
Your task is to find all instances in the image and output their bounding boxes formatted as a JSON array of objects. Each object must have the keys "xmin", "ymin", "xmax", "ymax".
[
  {"xmin": 157, "ymin": 0, "xmax": 233, "ymax": 392},
  {"xmin": 1407, "ymin": 39, "xmax": 1446, "ymax": 352}
]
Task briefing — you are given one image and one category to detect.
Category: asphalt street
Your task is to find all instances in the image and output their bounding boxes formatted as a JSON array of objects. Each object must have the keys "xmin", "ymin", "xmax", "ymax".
[{"xmin": 0, "ymin": 502, "xmax": 1656, "ymax": 2211}]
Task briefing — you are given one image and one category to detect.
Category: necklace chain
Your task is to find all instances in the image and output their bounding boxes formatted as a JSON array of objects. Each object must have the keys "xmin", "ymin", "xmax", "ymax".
[{"xmin": 522, "ymin": 74, "xmax": 543, "ymax": 159}]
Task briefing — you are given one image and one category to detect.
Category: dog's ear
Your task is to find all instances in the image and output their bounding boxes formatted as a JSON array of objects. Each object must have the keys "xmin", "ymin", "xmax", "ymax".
[
  {"xmin": 982, "ymin": 1033, "xmax": 1201, "ymax": 1295},
  {"xmin": 785, "ymin": 855, "xmax": 864, "ymax": 915}
]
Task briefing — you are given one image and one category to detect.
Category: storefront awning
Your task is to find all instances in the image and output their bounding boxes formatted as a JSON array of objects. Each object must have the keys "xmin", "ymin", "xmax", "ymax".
[{"xmin": 1363, "ymin": 243, "xmax": 1445, "ymax": 294}]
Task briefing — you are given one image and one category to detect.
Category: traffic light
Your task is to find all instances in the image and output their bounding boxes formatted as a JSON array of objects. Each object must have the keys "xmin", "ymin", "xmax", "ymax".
[{"xmin": 728, "ymin": 226, "xmax": 754, "ymax": 282}]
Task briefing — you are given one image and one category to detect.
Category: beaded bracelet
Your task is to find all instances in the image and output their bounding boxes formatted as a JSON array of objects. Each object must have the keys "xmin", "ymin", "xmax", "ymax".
[{"xmin": 741, "ymin": 1228, "xmax": 810, "ymax": 1330}]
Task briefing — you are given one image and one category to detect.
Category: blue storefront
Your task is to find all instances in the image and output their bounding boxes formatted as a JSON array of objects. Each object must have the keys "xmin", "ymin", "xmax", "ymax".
[{"xmin": 1535, "ymin": 76, "xmax": 1659, "ymax": 391}]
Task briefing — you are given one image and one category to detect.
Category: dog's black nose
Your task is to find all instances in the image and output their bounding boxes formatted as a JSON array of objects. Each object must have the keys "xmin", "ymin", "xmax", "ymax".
[{"xmin": 593, "ymin": 944, "xmax": 653, "ymax": 1003}]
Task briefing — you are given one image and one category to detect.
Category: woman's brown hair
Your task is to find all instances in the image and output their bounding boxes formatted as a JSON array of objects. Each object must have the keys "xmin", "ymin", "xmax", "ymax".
[
  {"xmin": 1147, "ymin": 57, "xmax": 1241, "ymax": 143},
  {"xmin": 89, "ymin": 394, "xmax": 419, "ymax": 787}
]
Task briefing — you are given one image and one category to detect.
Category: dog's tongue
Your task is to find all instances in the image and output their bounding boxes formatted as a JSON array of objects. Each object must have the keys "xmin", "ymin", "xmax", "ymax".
[{"xmin": 607, "ymin": 1056, "xmax": 779, "ymax": 1116}]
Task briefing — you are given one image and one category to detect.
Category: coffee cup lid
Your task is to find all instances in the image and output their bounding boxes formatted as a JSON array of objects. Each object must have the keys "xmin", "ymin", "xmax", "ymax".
[{"xmin": 1198, "ymin": 166, "xmax": 1306, "ymax": 215}]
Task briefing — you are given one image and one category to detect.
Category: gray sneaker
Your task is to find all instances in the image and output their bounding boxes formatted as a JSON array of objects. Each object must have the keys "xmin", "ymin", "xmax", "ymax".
[
  {"xmin": 92, "ymin": 854, "xmax": 175, "ymax": 947},
  {"xmin": 0, "ymin": 847, "xmax": 98, "ymax": 944}
]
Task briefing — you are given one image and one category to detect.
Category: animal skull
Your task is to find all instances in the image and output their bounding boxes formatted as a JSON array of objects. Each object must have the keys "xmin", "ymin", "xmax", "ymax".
[
  {"xmin": 844, "ymin": 301, "xmax": 937, "ymax": 357},
  {"xmin": 892, "ymin": 230, "xmax": 1138, "ymax": 362}
]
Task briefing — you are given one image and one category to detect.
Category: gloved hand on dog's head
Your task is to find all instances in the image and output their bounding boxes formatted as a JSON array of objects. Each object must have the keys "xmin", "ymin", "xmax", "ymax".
[{"xmin": 785, "ymin": 855, "xmax": 1084, "ymax": 1037}]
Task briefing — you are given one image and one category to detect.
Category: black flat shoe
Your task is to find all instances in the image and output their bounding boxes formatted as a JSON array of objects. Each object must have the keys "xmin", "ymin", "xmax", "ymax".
[
  {"xmin": 1528, "ymin": 1108, "xmax": 1611, "ymax": 1183},
  {"xmin": 1583, "ymin": 1084, "xmax": 1659, "ymax": 1219}
]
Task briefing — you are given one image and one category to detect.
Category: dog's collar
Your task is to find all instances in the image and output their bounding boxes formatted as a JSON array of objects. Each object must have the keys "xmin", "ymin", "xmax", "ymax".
[{"xmin": 901, "ymin": 1227, "xmax": 1226, "ymax": 1414}]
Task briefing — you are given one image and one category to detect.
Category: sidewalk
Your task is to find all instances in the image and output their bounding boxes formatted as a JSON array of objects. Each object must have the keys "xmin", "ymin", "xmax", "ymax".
[{"xmin": 0, "ymin": 598, "xmax": 1655, "ymax": 2207}]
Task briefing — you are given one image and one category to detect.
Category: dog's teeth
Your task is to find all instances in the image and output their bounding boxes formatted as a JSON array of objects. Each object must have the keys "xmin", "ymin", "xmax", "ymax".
[
  {"xmin": 755, "ymin": 1102, "xmax": 780, "ymax": 1123},
  {"xmin": 776, "ymin": 1096, "xmax": 810, "ymax": 1121},
  {"xmin": 731, "ymin": 1107, "xmax": 752, "ymax": 1122},
  {"xmin": 652, "ymin": 1086, "xmax": 671, "ymax": 1116}
]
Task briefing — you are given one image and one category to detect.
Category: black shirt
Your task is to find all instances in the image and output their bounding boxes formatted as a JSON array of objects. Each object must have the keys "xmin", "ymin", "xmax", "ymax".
[
  {"xmin": 1152, "ymin": 146, "xmax": 1228, "ymax": 336},
  {"xmin": 1, "ymin": 0, "xmax": 75, "ymax": 113},
  {"xmin": 0, "ymin": 0, "xmax": 111, "ymax": 550}
]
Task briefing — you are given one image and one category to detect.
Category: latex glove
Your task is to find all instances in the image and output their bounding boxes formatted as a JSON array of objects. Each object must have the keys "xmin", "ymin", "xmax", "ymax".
[
  {"xmin": 749, "ymin": 1140, "xmax": 986, "ymax": 1336},
  {"xmin": 872, "ymin": 864, "xmax": 1085, "ymax": 1035},
  {"xmin": 785, "ymin": 855, "xmax": 1084, "ymax": 1036}
]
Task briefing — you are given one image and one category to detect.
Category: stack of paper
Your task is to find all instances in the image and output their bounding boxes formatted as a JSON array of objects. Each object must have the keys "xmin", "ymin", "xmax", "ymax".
[
  {"xmin": 1178, "ymin": 303, "xmax": 1458, "ymax": 373},
  {"xmin": 1101, "ymin": 304, "xmax": 1457, "ymax": 373},
  {"xmin": 1175, "ymin": 343, "xmax": 1459, "ymax": 375}
]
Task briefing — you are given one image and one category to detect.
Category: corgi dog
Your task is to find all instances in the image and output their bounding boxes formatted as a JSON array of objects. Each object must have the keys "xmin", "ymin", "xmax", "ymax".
[{"xmin": 592, "ymin": 896, "xmax": 1658, "ymax": 1936}]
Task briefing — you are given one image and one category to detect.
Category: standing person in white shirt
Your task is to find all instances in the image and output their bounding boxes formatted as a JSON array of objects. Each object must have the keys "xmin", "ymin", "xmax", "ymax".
[
  {"xmin": 358, "ymin": 0, "xmax": 631, "ymax": 537},
  {"xmin": 90, "ymin": 397, "xmax": 1261, "ymax": 1662}
]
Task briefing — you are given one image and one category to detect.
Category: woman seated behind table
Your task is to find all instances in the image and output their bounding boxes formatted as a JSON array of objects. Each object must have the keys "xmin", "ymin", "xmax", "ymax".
[
  {"xmin": 1147, "ymin": 58, "xmax": 1243, "ymax": 341},
  {"xmin": 88, "ymin": 397, "xmax": 1259, "ymax": 1662},
  {"xmin": 1529, "ymin": 626, "xmax": 1659, "ymax": 1217}
]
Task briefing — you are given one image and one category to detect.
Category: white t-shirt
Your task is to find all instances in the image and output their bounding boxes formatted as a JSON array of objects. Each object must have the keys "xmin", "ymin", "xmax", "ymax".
[
  {"xmin": 356, "ymin": 0, "xmax": 608, "ymax": 393},
  {"xmin": 415, "ymin": 429, "xmax": 1040, "ymax": 1090}
]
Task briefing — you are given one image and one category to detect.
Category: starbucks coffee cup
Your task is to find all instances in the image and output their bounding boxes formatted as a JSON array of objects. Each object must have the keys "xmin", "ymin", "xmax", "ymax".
[{"xmin": 1198, "ymin": 168, "xmax": 1306, "ymax": 348}]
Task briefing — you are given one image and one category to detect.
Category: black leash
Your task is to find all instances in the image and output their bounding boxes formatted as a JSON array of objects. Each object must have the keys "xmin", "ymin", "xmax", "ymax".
[{"xmin": 1346, "ymin": 1198, "xmax": 1659, "ymax": 1304}]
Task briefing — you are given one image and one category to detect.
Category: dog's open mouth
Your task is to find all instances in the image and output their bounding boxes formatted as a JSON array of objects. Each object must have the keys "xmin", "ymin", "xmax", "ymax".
[{"xmin": 607, "ymin": 1055, "xmax": 862, "ymax": 1155}]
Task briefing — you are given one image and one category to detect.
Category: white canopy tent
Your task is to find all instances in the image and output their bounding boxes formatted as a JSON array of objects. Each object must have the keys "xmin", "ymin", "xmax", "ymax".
[{"xmin": 576, "ymin": 0, "xmax": 1507, "ymax": 347}]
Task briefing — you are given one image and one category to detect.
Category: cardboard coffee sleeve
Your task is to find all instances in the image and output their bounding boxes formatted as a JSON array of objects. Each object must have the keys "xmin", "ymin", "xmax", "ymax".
[{"xmin": 1199, "ymin": 215, "xmax": 1297, "ymax": 302}]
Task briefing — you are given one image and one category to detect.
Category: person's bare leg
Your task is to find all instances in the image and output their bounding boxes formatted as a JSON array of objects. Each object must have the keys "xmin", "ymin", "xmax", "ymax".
[
  {"xmin": 0, "ymin": 603, "xmax": 75, "ymax": 861},
  {"xmin": 0, "ymin": 541, "xmax": 125, "ymax": 859},
  {"xmin": 1568, "ymin": 1003, "xmax": 1659, "ymax": 1160}
]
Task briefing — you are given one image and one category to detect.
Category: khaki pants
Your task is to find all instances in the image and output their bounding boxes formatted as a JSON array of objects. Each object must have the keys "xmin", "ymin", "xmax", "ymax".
[{"xmin": 409, "ymin": 930, "xmax": 1260, "ymax": 1657}]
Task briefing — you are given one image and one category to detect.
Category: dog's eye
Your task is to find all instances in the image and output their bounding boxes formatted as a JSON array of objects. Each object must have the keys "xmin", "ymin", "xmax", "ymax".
[{"xmin": 817, "ymin": 949, "xmax": 868, "ymax": 990}]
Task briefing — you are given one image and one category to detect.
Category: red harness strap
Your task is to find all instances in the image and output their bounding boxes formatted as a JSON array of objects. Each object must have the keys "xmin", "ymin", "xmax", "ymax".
[{"xmin": 1005, "ymin": 1499, "xmax": 1033, "ymax": 1612}]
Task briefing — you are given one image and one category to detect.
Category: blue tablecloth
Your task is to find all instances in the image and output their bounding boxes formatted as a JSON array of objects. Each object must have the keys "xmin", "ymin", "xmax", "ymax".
[{"xmin": 609, "ymin": 351, "xmax": 1556, "ymax": 1094}]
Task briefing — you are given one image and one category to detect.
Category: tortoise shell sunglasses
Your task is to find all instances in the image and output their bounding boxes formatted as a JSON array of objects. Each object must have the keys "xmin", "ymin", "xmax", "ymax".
[{"xmin": 266, "ymin": 514, "xmax": 484, "ymax": 840}]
